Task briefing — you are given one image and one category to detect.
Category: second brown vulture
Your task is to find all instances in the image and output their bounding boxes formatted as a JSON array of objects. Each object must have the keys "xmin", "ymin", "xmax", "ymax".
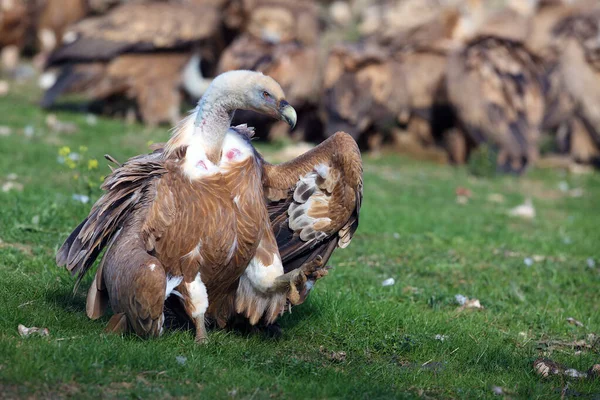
[
  {"xmin": 447, "ymin": 36, "xmax": 548, "ymax": 173},
  {"xmin": 41, "ymin": 1, "xmax": 220, "ymax": 126}
]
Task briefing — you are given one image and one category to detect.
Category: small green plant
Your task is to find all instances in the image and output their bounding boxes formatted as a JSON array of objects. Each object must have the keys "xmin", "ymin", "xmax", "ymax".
[{"xmin": 57, "ymin": 145, "xmax": 104, "ymax": 201}]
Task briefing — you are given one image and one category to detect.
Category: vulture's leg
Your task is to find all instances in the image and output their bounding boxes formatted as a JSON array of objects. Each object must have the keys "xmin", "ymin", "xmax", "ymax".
[
  {"xmin": 179, "ymin": 273, "xmax": 209, "ymax": 344},
  {"xmin": 236, "ymin": 232, "xmax": 329, "ymax": 325}
]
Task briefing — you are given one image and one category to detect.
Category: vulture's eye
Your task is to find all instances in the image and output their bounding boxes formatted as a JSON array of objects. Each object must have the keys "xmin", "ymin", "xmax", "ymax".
[{"xmin": 262, "ymin": 91, "xmax": 271, "ymax": 99}]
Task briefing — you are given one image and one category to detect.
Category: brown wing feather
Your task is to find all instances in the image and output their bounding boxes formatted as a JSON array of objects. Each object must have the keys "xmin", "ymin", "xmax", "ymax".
[
  {"xmin": 261, "ymin": 132, "xmax": 363, "ymax": 273},
  {"xmin": 56, "ymin": 151, "xmax": 167, "ymax": 290}
]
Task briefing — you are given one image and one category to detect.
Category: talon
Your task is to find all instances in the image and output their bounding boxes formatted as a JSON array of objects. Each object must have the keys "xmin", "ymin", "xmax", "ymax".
[{"xmin": 288, "ymin": 284, "xmax": 301, "ymax": 305}]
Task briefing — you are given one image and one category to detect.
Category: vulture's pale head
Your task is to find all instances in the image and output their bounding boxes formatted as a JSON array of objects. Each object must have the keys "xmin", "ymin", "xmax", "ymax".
[
  {"xmin": 202, "ymin": 70, "xmax": 297, "ymax": 128},
  {"xmin": 169, "ymin": 70, "xmax": 297, "ymax": 160}
]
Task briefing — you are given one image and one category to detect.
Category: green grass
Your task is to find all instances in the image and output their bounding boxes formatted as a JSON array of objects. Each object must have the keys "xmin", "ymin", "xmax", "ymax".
[{"xmin": 1, "ymin": 82, "xmax": 600, "ymax": 399}]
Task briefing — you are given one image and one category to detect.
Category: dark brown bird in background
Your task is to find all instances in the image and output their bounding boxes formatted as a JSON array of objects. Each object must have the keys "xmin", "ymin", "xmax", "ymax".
[
  {"xmin": 551, "ymin": 5, "xmax": 600, "ymax": 164},
  {"xmin": 447, "ymin": 36, "xmax": 547, "ymax": 174},
  {"xmin": 40, "ymin": 1, "xmax": 220, "ymax": 126},
  {"xmin": 56, "ymin": 70, "xmax": 362, "ymax": 341}
]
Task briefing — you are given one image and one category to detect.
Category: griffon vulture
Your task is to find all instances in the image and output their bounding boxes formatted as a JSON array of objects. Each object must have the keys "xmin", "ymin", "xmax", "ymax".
[
  {"xmin": 41, "ymin": 1, "xmax": 219, "ymax": 126},
  {"xmin": 0, "ymin": 0, "xmax": 30, "ymax": 75},
  {"xmin": 447, "ymin": 36, "xmax": 547, "ymax": 173},
  {"xmin": 322, "ymin": 7, "xmax": 465, "ymax": 162},
  {"xmin": 56, "ymin": 70, "xmax": 363, "ymax": 341},
  {"xmin": 551, "ymin": 6, "xmax": 600, "ymax": 164}
]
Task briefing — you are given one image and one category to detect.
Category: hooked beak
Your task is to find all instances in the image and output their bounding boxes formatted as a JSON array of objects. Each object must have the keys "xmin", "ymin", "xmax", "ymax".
[{"xmin": 278, "ymin": 100, "xmax": 297, "ymax": 129}]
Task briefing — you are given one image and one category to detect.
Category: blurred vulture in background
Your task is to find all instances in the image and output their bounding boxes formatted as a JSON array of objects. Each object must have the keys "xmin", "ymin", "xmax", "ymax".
[
  {"xmin": 443, "ymin": 0, "xmax": 559, "ymax": 174},
  {"xmin": 40, "ymin": 1, "xmax": 220, "ymax": 126},
  {"xmin": 0, "ymin": 0, "xmax": 30, "ymax": 76},
  {"xmin": 322, "ymin": 6, "xmax": 464, "ymax": 163},
  {"xmin": 551, "ymin": 5, "xmax": 600, "ymax": 164},
  {"xmin": 36, "ymin": 0, "xmax": 88, "ymax": 59},
  {"xmin": 218, "ymin": 0, "xmax": 322, "ymax": 140}
]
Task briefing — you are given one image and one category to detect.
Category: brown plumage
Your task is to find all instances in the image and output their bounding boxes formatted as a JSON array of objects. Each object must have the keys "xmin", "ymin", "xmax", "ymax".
[
  {"xmin": 551, "ymin": 6, "xmax": 600, "ymax": 164},
  {"xmin": 45, "ymin": 2, "xmax": 219, "ymax": 66},
  {"xmin": 0, "ymin": 0, "xmax": 30, "ymax": 74},
  {"xmin": 322, "ymin": 41, "xmax": 408, "ymax": 143},
  {"xmin": 37, "ymin": 0, "xmax": 88, "ymax": 55},
  {"xmin": 40, "ymin": 1, "xmax": 220, "ymax": 125},
  {"xmin": 43, "ymin": 53, "xmax": 192, "ymax": 126},
  {"xmin": 447, "ymin": 36, "xmax": 547, "ymax": 173},
  {"xmin": 56, "ymin": 70, "xmax": 362, "ymax": 341},
  {"xmin": 240, "ymin": 0, "xmax": 319, "ymax": 46}
]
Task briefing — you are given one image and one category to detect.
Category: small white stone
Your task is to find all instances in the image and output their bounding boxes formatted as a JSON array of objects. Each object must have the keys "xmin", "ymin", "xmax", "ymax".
[
  {"xmin": 392, "ymin": 232, "xmax": 400, "ymax": 239},
  {"xmin": 524, "ymin": 257, "xmax": 533, "ymax": 267}
]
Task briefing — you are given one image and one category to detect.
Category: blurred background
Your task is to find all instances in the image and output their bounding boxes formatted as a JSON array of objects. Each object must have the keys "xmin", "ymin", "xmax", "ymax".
[{"xmin": 1, "ymin": 0, "xmax": 600, "ymax": 175}]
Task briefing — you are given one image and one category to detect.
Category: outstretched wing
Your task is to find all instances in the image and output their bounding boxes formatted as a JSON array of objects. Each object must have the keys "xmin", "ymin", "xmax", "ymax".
[
  {"xmin": 56, "ymin": 150, "xmax": 168, "ymax": 290},
  {"xmin": 261, "ymin": 132, "xmax": 363, "ymax": 280}
]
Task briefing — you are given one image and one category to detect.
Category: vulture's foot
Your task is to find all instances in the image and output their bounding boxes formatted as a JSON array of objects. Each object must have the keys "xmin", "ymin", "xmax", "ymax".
[
  {"xmin": 274, "ymin": 256, "xmax": 326, "ymax": 305},
  {"xmin": 194, "ymin": 314, "xmax": 208, "ymax": 344}
]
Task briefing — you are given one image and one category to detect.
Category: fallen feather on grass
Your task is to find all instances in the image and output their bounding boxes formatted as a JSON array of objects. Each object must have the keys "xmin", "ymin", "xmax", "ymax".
[
  {"xmin": 2, "ymin": 181, "xmax": 24, "ymax": 193},
  {"xmin": 587, "ymin": 258, "xmax": 596, "ymax": 268},
  {"xmin": 566, "ymin": 317, "xmax": 584, "ymax": 327},
  {"xmin": 534, "ymin": 358, "xmax": 566, "ymax": 378},
  {"xmin": 0, "ymin": 126, "xmax": 12, "ymax": 136},
  {"xmin": 381, "ymin": 278, "xmax": 395, "ymax": 287},
  {"xmin": 455, "ymin": 295, "xmax": 484, "ymax": 311},
  {"xmin": 18, "ymin": 324, "xmax": 49, "ymax": 338},
  {"xmin": 508, "ymin": 199, "xmax": 535, "ymax": 219},
  {"xmin": 491, "ymin": 386, "xmax": 504, "ymax": 395},
  {"xmin": 524, "ymin": 257, "xmax": 533, "ymax": 267},
  {"xmin": 454, "ymin": 294, "xmax": 467, "ymax": 306},
  {"xmin": 176, "ymin": 356, "xmax": 187, "ymax": 365}
]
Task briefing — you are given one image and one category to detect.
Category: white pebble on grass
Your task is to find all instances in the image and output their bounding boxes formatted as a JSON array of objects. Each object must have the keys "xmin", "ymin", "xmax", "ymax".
[
  {"xmin": 587, "ymin": 258, "xmax": 595, "ymax": 268},
  {"xmin": 524, "ymin": 257, "xmax": 533, "ymax": 267}
]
